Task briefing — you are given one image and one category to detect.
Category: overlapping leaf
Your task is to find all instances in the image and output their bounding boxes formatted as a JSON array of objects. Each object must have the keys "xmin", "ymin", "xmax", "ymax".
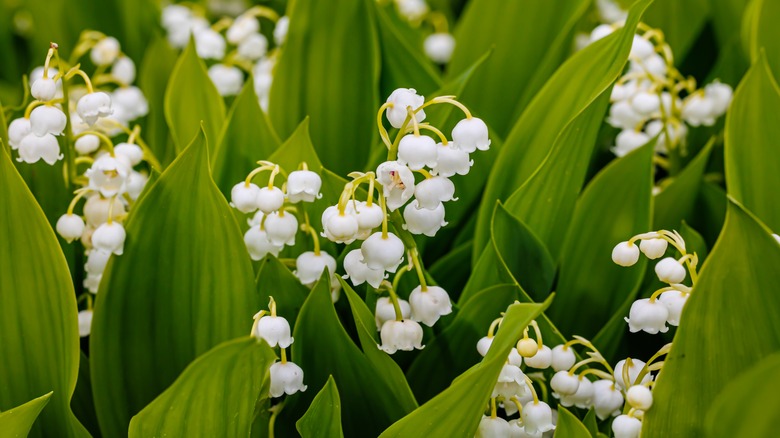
[
  {"xmin": 296, "ymin": 376, "xmax": 345, "ymax": 438},
  {"xmin": 742, "ymin": 0, "xmax": 780, "ymax": 81},
  {"xmin": 139, "ymin": 37, "xmax": 178, "ymax": 167},
  {"xmin": 0, "ymin": 393, "xmax": 52, "ymax": 438}
]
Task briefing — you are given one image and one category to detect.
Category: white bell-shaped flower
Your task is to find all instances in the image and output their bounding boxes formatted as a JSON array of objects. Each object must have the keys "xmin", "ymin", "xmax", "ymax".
[
  {"xmin": 8, "ymin": 118, "xmax": 31, "ymax": 150},
  {"xmin": 626, "ymin": 384, "xmax": 653, "ymax": 410},
  {"xmin": 244, "ymin": 226, "xmax": 283, "ymax": 260},
  {"xmin": 30, "ymin": 105, "xmax": 66, "ymax": 136},
  {"xmin": 630, "ymin": 53, "xmax": 667, "ymax": 77},
  {"xmin": 655, "ymin": 257, "xmax": 686, "ymax": 284},
  {"xmin": 613, "ymin": 358, "xmax": 651, "ymax": 390},
  {"xmin": 360, "ymin": 232, "xmax": 404, "ymax": 273},
  {"xmin": 321, "ymin": 206, "xmax": 359, "ymax": 244},
  {"xmin": 111, "ymin": 56, "xmax": 136, "ymax": 85},
  {"xmin": 344, "ymin": 249, "xmax": 386, "ymax": 289},
  {"xmin": 194, "ymin": 28, "xmax": 226, "ymax": 59},
  {"xmin": 644, "ymin": 119, "xmax": 686, "ymax": 154},
  {"xmin": 522, "ymin": 401, "xmax": 555, "ymax": 434},
  {"xmin": 90, "ymin": 37, "xmax": 121, "ymax": 66},
  {"xmin": 508, "ymin": 348, "xmax": 524, "ymax": 367},
  {"xmin": 630, "ymin": 34, "xmax": 655, "ymax": 59},
  {"xmin": 126, "ymin": 171, "xmax": 147, "ymax": 201},
  {"xmin": 31, "ymin": 77, "xmax": 58, "ymax": 102},
  {"xmin": 112, "ymin": 86, "xmax": 149, "ymax": 121},
  {"xmin": 625, "ymin": 298, "xmax": 669, "ymax": 334},
  {"xmin": 78, "ymin": 310, "xmax": 93, "ymax": 337},
  {"xmin": 208, "ymin": 64, "xmax": 244, "ymax": 96},
  {"xmin": 592, "ymin": 379, "xmax": 624, "ymax": 420},
  {"xmin": 630, "ymin": 91, "xmax": 660, "ymax": 116},
  {"xmin": 705, "ymin": 81, "xmax": 733, "ymax": 116},
  {"xmin": 476, "ymin": 336, "xmax": 493, "ymax": 357},
  {"xmin": 84, "ymin": 273, "xmax": 102, "ymax": 294},
  {"xmin": 255, "ymin": 186, "xmax": 284, "ymax": 214},
  {"xmin": 659, "ymin": 290, "xmax": 689, "ymax": 326},
  {"xmin": 607, "ymin": 100, "xmax": 645, "ymax": 131},
  {"xmin": 611, "ymin": 80, "xmax": 642, "ymax": 102},
  {"xmin": 274, "ymin": 16, "xmax": 290, "ymax": 46},
  {"xmin": 414, "ymin": 176, "xmax": 455, "ymax": 210},
  {"xmin": 681, "ymin": 93, "xmax": 715, "ymax": 127},
  {"xmin": 551, "ymin": 371, "xmax": 580, "ymax": 396},
  {"xmin": 612, "ymin": 241, "xmax": 640, "ymax": 266},
  {"xmin": 433, "ymin": 143, "xmax": 472, "ymax": 177},
  {"xmin": 231, "ymin": 182, "xmax": 261, "ymax": 213},
  {"xmin": 85, "ymin": 249, "xmax": 111, "ymax": 275},
  {"xmin": 612, "ymin": 129, "xmax": 650, "ymax": 157},
  {"xmin": 77, "ymin": 92, "xmax": 113, "ymax": 126},
  {"xmin": 264, "ymin": 211, "xmax": 298, "ymax": 246},
  {"xmin": 86, "ymin": 155, "xmax": 130, "ymax": 197},
  {"xmin": 424, "ymin": 32, "xmax": 456, "ymax": 64},
  {"xmin": 269, "ymin": 361, "xmax": 307, "ymax": 397},
  {"xmin": 493, "ymin": 364, "xmax": 528, "ymax": 399},
  {"xmin": 589, "ymin": 24, "xmax": 615, "ymax": 42},
  {"xmin": 403, "ymin": 200, "xmax": 446, "ymax": 237},
  {"xmin": 378, "ymin": 319, "xmax": 424, "ymax": 354},
  {"xmin": 286, "ymin": 170, "xmax": 322, "ymax": 203},
  {"xmin": 254, "ymin": 315, "xmax": 293, "ymax": 348},
  {"xmin": 374, "ymin": 296, "xmax": 411, "ymax": 331},
  {"xmin": 570, "ymin": 377, "xmax": 594, "ymax": 409},
  {"xmin": 385, "ymin": 88, "xmax": 426, "ymax": 129},
  {"xmin": 114, "ymin": 142, "xmax": 144, "ymax": 166},
  {"xmin": 18, "ymin": 133, "xmax": 62, "ymax": 165},
  {"xmin": 639, "ymin": 238, "xmax": 667, "ymax": 259},
  {"xmin": 162, "ymin": 4, "xmax": 192, "ymax": 29},
  {"xmin": 524, "ymin": 345, "xmax": 552, "ymax": 369},
  {"xmin": 92, "ymin": 222, "xmax": 126, "ymax": 255},
  {"xmin": 397, "ymin": 134, "xmax": 437, "ymax": 170},
  {"xmin": 227, "ymin": 14, "xmax": 259, "ymax": 44},
  {"xmin": 551, "ymin": 345, "xmax": 576, "ymax": 372},
  {"xmin": 75, "ymin": 134, "xmax": 100, "ymax": 155},
  {"xmin": 612, "ymin": 415, "xmax": 642, "ymax": 438},
  {"xmin": 408, "ymin": 285, "xmax": 452, "ymax": 327},
  {"xmin": 507, "ymin": 419, "xmax": 541, "ymax": 438},
  {"xmin": 355, "ymin": 201, "xmax": 384, "ymax": 234},
  {"xmin": 294, "ymin": 251, "xmax": 337, "ymax": 286},
  {"xmin": 452, "ymin": 117, "xmax": 490, "ymax": 153},
  {"xmin": 237, "ymin": 33, "xmax": 268, "ymax": 60},
  {"xmin": 56, "ymin": 214, "xmax": 86, "ymax": 243},
  {"xmin": 376, "ymin": 161, "xmax": 415, "ymax": 211},
  {"xmin": 83, "ymin": 195, "xmax": 125, "ymax": 227},
  {"xmin": 476, "ymin": 416, "xmax": 511, "ymax": 438}
]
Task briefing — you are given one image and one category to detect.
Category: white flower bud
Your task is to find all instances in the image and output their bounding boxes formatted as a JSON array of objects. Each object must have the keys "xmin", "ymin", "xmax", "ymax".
[
  {"xmin": 90, "ymin": 37, "xmax": 121, "ymax": 66},
  {"xmin": 8, "ymin": 118, "xmax": 31, "ymax": 150},
  {"xmin": 551, "ymin": 345, "xmax": 576, "ymax": 372},
  {"xmin": 612, "ymin": 241, "xmax": 640, "ymax": 266},
  {"xmin": 612, "ymin": 129, "xmax": 650, "ymax": 157},
  {"xmin": 396, "ymin": 0, "xmax": 428, "ymax": 21},
  {"xmin": 274, "ymin": 16, "xmax": 290, "ymax": 46},
  {"xmin": 589, "ymin": 24, "xmax": 615, "ymax": 42},
  {"xmin": 385, "ymin": 88, "xmax": 426, "ymax": 129},
  {"xmin": 84, "ymin": 273, "xmax": 102, "ymax": 294},
  {"xmin": 493, "ymin": 364, "xmax": 528, "ymax": 399},
  {"xmin": 625, "ymin": 298, "xmax": 669, "ymax": 334},
  {"xmin": 645, "ymin": 119, "xmax": 687, "ymax": 154},
  {"xmin": 92, "ymin": 222, "xmax": 126, "ymax": 255},
  {"xmin": 630, "ymin": 35, "xmax": 655, "ymax": 60},
  {"xmin": 75, "ymin": 134, "xmax": 101, "ymax": 155},
  {"xmin": 31, "ymin": 77, "xmax": 57, "ymax": 101},
  {"xmin": 612, "ymin": 414, "xmax": 642, "ymax": 438},
  {"xmin": 30, "ymin": 105, "xmax": 66, "ymax": 136},
  {"xmin": 18, "ymin": 133, "xmax": 62, "ymax": 165},
  {"xmin": 256, "ymin": 186, "xmax": 285, "ymax": 214},
  {"xmin": 424, "ymin": 32, "xmax": 456, "ymax": 64},
  {"xmin": 254, "ymin": 315, "xmax": 293, "ymax": 348},
  {"xmin": 56, "ymin": 214, "xmax": 86, "ymax": 243},
  {"xmin": 654, "ymin": 257, "xmax": 686, "ymax": 284},
  {"xmin": 269, "ymin": 361, "xmax": 307, "ymax": 397},
  {"xmin": 592, "ymin": 379, "xmax": 624, "ymax": 420},
  {"xmin": 476, "ymin": 416, "xmax": 511, "ymax": 438},
  {"xmin": 378, "ymin": 319, "xmax": 424, "ymax": 354},
  {"xmin": 85, "ymin": 249, "xmax": 111, "ymax": 275},
  {"xmin": 112, "ymin": 87, "xmax": 149, "ymax": 121},
  {"xmin": 294, "ymin": 251, "xmax": 337, "ymax": 286},
  {"xmin": 114, "ymin": 142, "xmax": 144, "ymax": 166},
  {"xmin": 551, "ymin": 371, "xmax": 580, "ymax": 396},
  {"xmin": 476, "ymin": 336, "xmax": 493, "ymax": 357},
  {"xmin": 626, "ymin": 384, "xmax": 653, "ymax": 410},
  {"xmin": 452, "ymin": 117, "xmax": 490, "ymax": 153},
  {"xmin": 506, "ymin": 418, "xmax": 537, "ymax": 437},
  {"xmin": 84, "ymin": 195, "xmax": 125, "ymax": 227},
  {"xmin": 414, "ymin": 176, "xmax": 455, "ymax": 210},
  {"xmin": 208, "ymin": 64, "xmax": 244, "ymax": 97},
  {"xmin": 226, "ymin": 15, "xmax": 259, "ymax": 44},
  {"xmin": 639, "ymin": 238, "xmax": 667, "ymax": 259},
  {"xmin": 374, "ymin": 296, "xmax": 411, "ymax": 331},
  {"xmin": 360, "ymin": 232, "xmax": 404, "ymax": 273},
  {"xmin": 354, "ymin": 201, "xmax": 384, "ymax": 233},
  {"xmin": 508, "ymin": 348, "xmax": 523, "ymax": 367},
  {"xmin": 408, "ymin": 285, "xmax": 452, "ymax": 327},
  {"xmin": 244, "ymin": 226, "xmax": 282, "ymax": 260},
  {"xmin": 237, "ymin": 33, "xmax": 268, "ymax": 61},
  {"xmin": 630, "ymin": 91, "xmax": 660, "ymax": 116},
  {"xmin": 86, "ymin": 155, "xmax": 130, "ymax": 197},
  {"xmin": 376, "ymin": 161, "xmax": 415, "ymax": 211},
  {"xmin": 516, "ymin": 338, "xmax": 539, "ymax": 357},
  {"xmin": 162, "ymin": 4, "xmax": 191, "ymax": 29},
  {"xmin": 77, "ymin": 92, "xmax": 113, "ymax": 126},
  {"xmin": 681, "ymin": 93, "xmax": 715, "ymax": 127},
  {"xmin": 613, "ymin": 358, "xmax": 651, "ymax": 390},
  {"xmin": 194, "ymin": 28, "xmax": 226, "ymax": 60},
  {"xmin": 264, "ymin": 211, "xmax": 298, "ymax": 246},
  {"xmin": 659, "ymin": 290, "xmax": 689, "ymax": 326},
  {"xmin": 630, "ymin": 53, "xmax": 667, "ymax": 77},
  {"xmin": 522, "ymin": 401, "xmax": 555, "ymax": 434},
  {"xmin": 524, "ymin": 345, "xmax": 552, "ymax": 369},
  {"xmin": 286, "ymin": 170, "xmax": 321, "ymax": 203},
  {"xmin": 78, "ymin": 310, "xmax": 93, "ymax": 337},
  {"xmin": 111, "ymin": 56, "xmax": 136, "ymax": 85},
  {"xmin": 344, "ymin": 249, "xmax": 386, "ymax": 289},
  {"xmin": 611, "ymin": 80, "xmax": 639, "ymax": 102},
  {"xmin": 705, "ymin": 81, "xmax": 733, "ymax": 116},
  {"xmin": 607, "ymin": 100, "xmax": 645, "ymax": 130},
  {"xmin": 397, "ymin": 134, "xmax": 437, "ymax": 170},
  {"xmin": 403, "ymin": 200, "xmax": 446, "ymax": 237},
  {"xmin": 321, "ymin": 206, "xmax": 359, "ymax": 244},
  {"xmin": 433, "ymin": 143, "xmax": 472, "ymax": 177},
  {"xmin": 231, "ymin": 182, "xmax": 261, "ymax": 213}
]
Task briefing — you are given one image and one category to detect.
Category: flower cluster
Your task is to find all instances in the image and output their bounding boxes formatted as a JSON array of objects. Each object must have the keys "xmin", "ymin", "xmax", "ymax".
[
  {"xmin": 161, "ymin": 4, "xmax": 288, "ymax": 108},
  {"xmin": 612, "ymin": 230, "xmax": 697, "ymax": 335},
  {"xmin": 385, "ymin": 0, "xmax": 456, "ymax": 65},
  {"xmin": 252, "ymin": 297, "xmax": 307, "ymax": 398}
]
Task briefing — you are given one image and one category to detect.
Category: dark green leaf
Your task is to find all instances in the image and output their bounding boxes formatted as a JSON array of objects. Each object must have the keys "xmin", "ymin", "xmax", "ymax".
[
  {"xmin": 654, "ymin": 139, "xmax": 713, "ymax": 230},
  {"xmin": 296, "ymin": 376, "xmax": 345, "ymax": 438},
  {"xmin": 139, "ymin": 37, "xmax": 178, "ymax": 167},
  {"xmin": 555, "ymin": 407, "xmax": 592, "ymax": 438},
  {"xmin": 643, "ymin": 0, "xmax": 710, "ymax": 60},
  {"xmin": 256, "ymin": 255, "xmax": 310, "ymax": 326},
  {"xmin": 71, "ymin": 353, "xmax": 100, "ymax": 438}
]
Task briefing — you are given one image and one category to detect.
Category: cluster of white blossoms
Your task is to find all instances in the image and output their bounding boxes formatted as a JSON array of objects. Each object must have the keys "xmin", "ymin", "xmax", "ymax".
[
  {"xmin": 251, "ymin": 297, "xmax": 307, "ymax": 398},
  {"xmin": 612, "ymin": 230, "xmax": 697, "ymax": 335},
  {"xmin": 161, "ymin": 4, "xmax": 288, "ymax": 109},
  {"xmin": 384, "ymin": 0, "xmax": 456, "ymax": 65},
  {"xmin": 586, "ymin": 23, "xmax": 732, "ymax": 158},
  {"xmin": 475, "ymin": 314, "xmax": 670, "ymax": 438}
]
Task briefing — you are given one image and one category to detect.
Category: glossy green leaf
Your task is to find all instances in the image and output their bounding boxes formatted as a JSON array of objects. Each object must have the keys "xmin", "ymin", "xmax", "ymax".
[
  {"xmin": 555, "ymin": 407, "xmax": 592, "ymax": 438},
  {"xmin": 128, "ymin": 337, "xmax": 276, "ymax": 437},
  {"xmin": 428, "ymin": 240, "xmax": 472, "ymax": 300},
  {"xmin": 379, "ymin": 298, "xmax": 552, "ymax": 437},
  {"xmin": 110, "ymin": 0, "xmax": 159, "ymax": 63},
  {"xmin": 296, "ymin": 376, "xmax": 345, "ymax": 438},
  {"xmin": 583, "ymin": 408, "xmax": 599, "ymax": 437},
  {"xmin": 0, "ymin": 393, "xmax": 52, "ymax": 438},
  {"xmin": 269, "ymin": 0, "xmax": 379, "ymax": 175},
  {"xmin": 643, "ymin": 0, "xmax": 710, "ymax": 61},
  {"xmin": 549, "ymin": 142, "xmax": 654, "ymax": 337},
  {"xmin": 164, "ymin": 38, "xmax": 226, "ymax": 157},
  {"xmin": 725, "ymin": 53, "xmax": 780, "ymax": 231},
  {"xmin": 743, "ymin": 0, "xmax": 780, "ymax": 80},
  {"xmin": 90, "ymin": 129, "xmax": 258, "ymax": 437},
  {"xmin": 473, "ymin": 0, "xmax": 653, "ymax": 264},
  {"xmin": 0, "ymin": 147, "xmax": 87, "ymax": 437},
  {"xmin": 705, "ymin": 353, "xmax": 780, "ymax": 437},
  {"xmin": 692, "ymin": 181, "xmax": 728, "ymax": 247},
  {"xmin": 139, "ymin": 36, "xmax": 178, "ymax": 167},
  {"xmin": 654, "ymin": 139, "xmax": 713, "ymax": 230},
  {"xmin": 643, "ymin": 199, "xmax": 780, "ymax": 437},
  {"xmin": 212, "ymin": 77, "xmax": 281, "ymax": 196},
  {"xmin": 256, "ymin": 255, "xmax": 310, "ymax": 326}
]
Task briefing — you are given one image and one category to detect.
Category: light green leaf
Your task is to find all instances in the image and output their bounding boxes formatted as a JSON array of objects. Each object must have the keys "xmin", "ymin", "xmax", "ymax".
[
  {"xmin": 255, "ymin": 255, "xmax": 310, "ymax": 326},
  {"xmin": 139, "ymin": 36, "xmax": 178, "ymax": 167},
  {"xmin": 643, "ymin": 0, "xmax": 710, "ymax": 60},
  {"xmin": 164, "ymin": 38, "xmax": 226, "ymax": 157},
  {"xmin": 743, "ymin": 0, "xmax": 780, "ymax": 80},
  {"xmin": 0, "ymin": 146, "xmax": 87, "ymax": 437},
  {"xmin": 654, "ymin": 139, "xmax": 713, "ymax": 230},
  {"xmin": 269, "ymin": 0, "xmax": 379, "ymax": 175},
  {"xmin": 128, "ymin": 337, "xmax": 276, "ymax": 437},
  {"xmin": 296, "ymin": 376, "xmax": 345, "ymax": 438},
  {"xmin": 555, "ymin": 407, "xmax": 592, "ymax": 438},
  {"xmin": 90, "ymin": 129, "xmax": 258, "ymax": 437},
  {"xmin": 473, "ymin": 0, "xmax": 653, "ymax": 264},
  {"xmin": 379, "ymin": 298, "xmax": 552, "ymax": 437},
  {"xmin": 0, "ymin": 393, "xmax": 52, "ymax": 438},
  {"xmin": 725, "ymin": 53, "xmax": 780, "ymax": 231},
  {"xmin": 643, "ymin": 199, "xmax": 780, "ymax": 437},
  {"xmin": 549, "ymin": 141, "xmax": 654, "ymax": 338},
  {"xmin": 110, "ymin": 0, "xmax": 159, "ymax": 63}
]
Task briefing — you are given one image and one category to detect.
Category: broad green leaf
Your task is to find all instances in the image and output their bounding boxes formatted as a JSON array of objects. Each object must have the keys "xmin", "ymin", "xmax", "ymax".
[
  {"xmin": 705, "ymin": 353, "xmax": 780, "ymax": 437},
  {"xmin": 379, "ymin": 298, "xmax": 552, "ymax": 437},
  {"xmin": 255, "ymin": 255, "xmax": 310, "ymax": 328},
  {"xmin": 0, "ymin": 147, "xmax": 87, "ymax": 437},
  {"xmin": 555, "ymin": 407, "xmax": 592, "ymax": 438},
  {"xmin": 725, "ymin": 53, "xmax": 780, "ymax": 231},
  {"xmin": 643, "ymin": 0, "xmax": 710, "ymax": 61},
  {"xmin": 583, "ymin": 408, "xmax": 599, "ymax": 437},
  {"xmin": 109, "ymin": 0, "xmax": 159, "ymax": 63},
  {"xmin": 446, "ymin": 0, "xmax": 590, "ymax": 136},
  {"xmin": 296, "ymin": 376, "xmax": 345, "ymax": 438},
  {"xmin": 213, "ymin": 77, "xmax": 281, "ymax": 197},
  {"xmin": 743, "ymin": 0, "xmax": 780, "ymax": 80},
  {"xmin": 502, "ymin": 91, "xmax": 612, "ymax": 259},
  {"xmin": 473, "ymin": 0, "xmax": 653, "ymax": 264},
  {"xmin": 0, "ymin": 95, "xmax": 7, "ymax": 146},
  {"xmin": 654, "ymin": 139, "xmax": 713, "ymax": 230},
  {"xmin": 643, "ymin": 199, "xmax": 780, "ymax": 437},
  {"xmin": 0, "ymin": 393, "xmax": 52, "ymax": 438},
  {"xmin": 128, "ymin": 337, "xmax": 276, "ymax": 437},
  {"xmin": 548, "ymin": 142, "xmax": 654, "ymax": 337},
  {"xmin": 139, "ymin": 37, "xmax": 178, "ymax": 167},
  {"xmin": 91, "ymin": 129, "xmax": 258, "ymax": 437},
  {"xmin": 71, "ymin": 353, "xmax": 100, "ymax": 438},
  {"xmin": 428, "ymin": 240, "xmax": 472, "ymax": 300},
  {"xmin": 691, "ymin": 181, "xmax": 728, "ymax": 247},
  {"xmin": 268, "ymin": 0, "xmax": 379, "ymax": 175},
  {"xmin": 710, "ymin": 0, "xmax": 750, "ymax": 47},
  {"xmin": 164, "ymin": 38, "xmax": 226, "ymax": 157}
]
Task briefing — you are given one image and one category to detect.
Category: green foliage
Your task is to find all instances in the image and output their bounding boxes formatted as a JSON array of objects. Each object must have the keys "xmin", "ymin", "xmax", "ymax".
[
  {"xmin": 296, "ymin": 376, "xmax": 345, "ymax": 438},
  {"xmin": 0, "ymin": 393, "xmax": 52, "ymax": 438}
]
